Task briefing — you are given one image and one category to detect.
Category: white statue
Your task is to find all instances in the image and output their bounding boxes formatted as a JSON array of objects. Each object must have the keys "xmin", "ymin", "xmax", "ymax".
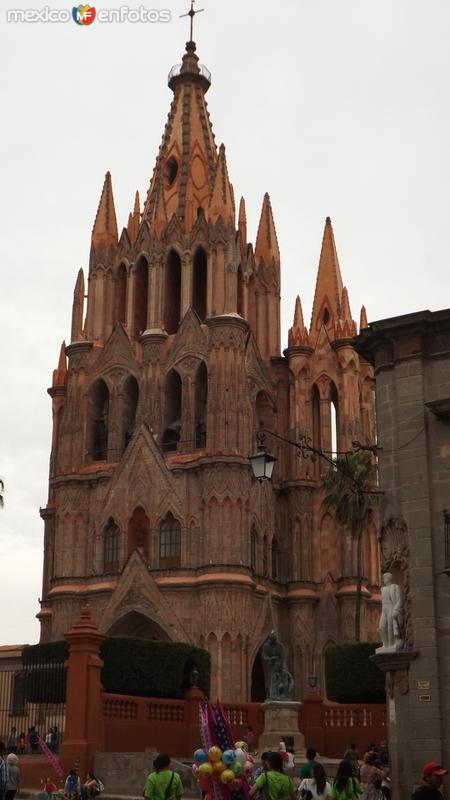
[{"xmin": 376, "ymin": 572, "xmax": 404, "ymax": 653}]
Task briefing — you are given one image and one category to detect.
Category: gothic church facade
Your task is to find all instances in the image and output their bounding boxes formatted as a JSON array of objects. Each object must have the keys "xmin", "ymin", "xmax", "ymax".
[{"xmin": 39, "ymin": 39, "xmax": 380, "ymax": 700}]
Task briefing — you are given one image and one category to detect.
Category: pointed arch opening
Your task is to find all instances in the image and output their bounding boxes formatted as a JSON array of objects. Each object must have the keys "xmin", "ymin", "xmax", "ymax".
[
  {"xmin": 103, "ymin": 517, "xmax": 121, "ymax": 573},
  {"xmin": 331, "ymin": 383, "xmax": 339, "ymax": 457},
  {"xmin": 107, "ymin": 611, "xmax": 169, "ymax": 640},
  {"xmin": 133, "ymin": 256, "xmax": 149, "ymax": 338},
  {"xmin": 251, "ymin": 647, "xmax": 266, "ymax": 702},
  {"xmin": 192, "ymin": 247, "xmax": 207, "ymax": 322},
  {"xmin": 195, "ymin": 361, "xmax": 208, "ymax": 449},
  {"xmin": 162, "ymin": 369, "xmax": 182, "ymax": 451},
  {"xmin": 237, "ymin": 265, "xmax": 244, "ymax": 316},
  {"xmin": 247, "ymin": 273, "xmax": 256, "ymax": 334},
  {"xmin": 164, "ymin": 250, "xmax": 181, "ymax": 334},
  {"xmin": 122, "ymin": 375, "xmax": 139, "ymax": 451},
  {"xmin": 272, "ymin": 537, "xmax": 281, "ymax": 580},
  {"xmin": 250, "ymin": 525, "xmax": 258, "ymax": 572},
  {"xmin": 114, "ymin": 263, "xmax": 128, "ymax": 325},
  {"xmin": 159, "ymin": 512, "xmax": 181, "ymax": 568},
  {"xmin": 128, "ymin": 506, "xmax": 150, "ymax": 560},
  {"xmin": 86, "ymin": 378, "xmax": 109, "ymax": 462},
  {"xmin": 311, "ymin": 384, "xmax": 321, "ymax": 469}
]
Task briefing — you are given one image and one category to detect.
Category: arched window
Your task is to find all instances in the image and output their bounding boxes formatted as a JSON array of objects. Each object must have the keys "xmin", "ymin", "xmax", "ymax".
[
  {"xmin": 272, "ymin": 537, "xmax": 281, "ymax": 580},
  {"xmin": 164, "ymin": 250, "xmax": 181, "ymax": 334},
  {"xmin": 103, "ymin": 517, "xmax": 121, "ymax": 573},
  {"xmin": 250, "ymin": 525, "xmax": 258, "ymax": 571},
  {"xmin": 237, "ymin": 265, "xmax": 244, "ymax": 316},
  {"xmin": 159, "ymin": 513, "xmax": 181, "ymax": 567},
  {"xmin": 86, "ymin": 378, "xmax": 109, "ymax": 461},
  {"xmin": 114, "ymin": 263, "xmax": 127, "ymax": 324},
  {"xmin": 122, "ymin": 375, "xmax": 139, "ymax": 451},
  {"xmin": 128, "ymin": 506, "xmax": 150, "ymax": 560},
  {"xmin": 162, "ymin": 369, "xmax": 182, "ymax": 451},
  {"xmin": 192, "ymin": 247, "xmax": 207, "ymax": 322},
  {"xmin": 331, "ymin": 383, "xmax": 339, "ymax": 457},
  {"xmin": 312, "ymin": 384, "xmax": 321, "ymax": 451},
  {"xmin": 247, "ymin": 274, "xmax": 256, "ymax": 334},
  {"xmin": 133, "ymin": 256, "xmax": 149, "ymax": 338},
  {"xmin": 195, "ymin": 361, "xmax": 208, "ymax": 449}
]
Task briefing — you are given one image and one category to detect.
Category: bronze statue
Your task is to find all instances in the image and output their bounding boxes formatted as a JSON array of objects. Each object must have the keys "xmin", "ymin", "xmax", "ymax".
[{"xmin": 262, "ymin": 631, "xmax": 294, "ymax": 700}]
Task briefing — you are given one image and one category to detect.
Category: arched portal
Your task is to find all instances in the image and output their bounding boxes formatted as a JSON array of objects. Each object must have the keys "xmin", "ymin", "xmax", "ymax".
[
  {"xmin": 107, "ymin": 611, "xmax": 170, "ymax": 640},
  {"xmin": 250, "ymin": 647, "xmax": 266, "ymax": 702}
]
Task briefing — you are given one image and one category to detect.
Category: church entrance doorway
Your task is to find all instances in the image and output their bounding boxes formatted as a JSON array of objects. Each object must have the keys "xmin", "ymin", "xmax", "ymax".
[
  {"xmin": 250, "ymin": 648, "xmax": 266, "ymax": 702},
  {"xmin": 106, "ymin": 611, "xmax": 170, "ymax": 640}
]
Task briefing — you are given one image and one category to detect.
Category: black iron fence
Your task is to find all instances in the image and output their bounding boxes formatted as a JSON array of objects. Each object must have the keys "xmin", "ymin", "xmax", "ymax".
[{"xmin": 0, "ymin": 659, "xmax": 66, "ymax": 754}]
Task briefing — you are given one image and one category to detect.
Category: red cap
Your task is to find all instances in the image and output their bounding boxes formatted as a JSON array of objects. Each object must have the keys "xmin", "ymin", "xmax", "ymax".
[{"xmin": 423, "ymin": 762, "xmax": 448, "ymax": 779}]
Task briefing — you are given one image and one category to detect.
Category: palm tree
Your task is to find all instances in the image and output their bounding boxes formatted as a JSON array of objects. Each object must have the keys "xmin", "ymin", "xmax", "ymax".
[{"xmin": 320, "ymin": 451, "xmax": 378, "ymax": 642}]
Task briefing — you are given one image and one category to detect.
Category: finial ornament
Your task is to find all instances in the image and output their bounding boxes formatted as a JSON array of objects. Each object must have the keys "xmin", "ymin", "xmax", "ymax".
[{"xmin": 180, "ymin": 0, "xmax": 204, "ymax": 43}]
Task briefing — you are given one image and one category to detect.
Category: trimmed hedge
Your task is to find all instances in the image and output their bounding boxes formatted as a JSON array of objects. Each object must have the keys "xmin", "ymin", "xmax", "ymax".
[
  {"xmin": 22, "ymin": 637, "xmax": 210, "ymax": 701},
  {"xmin": 325, "ymin": 642, "xmax": 385, "ymax": 703},
  {"xmin": 100, "ymin": 637, "xmax": 211, "ymax": 698}
]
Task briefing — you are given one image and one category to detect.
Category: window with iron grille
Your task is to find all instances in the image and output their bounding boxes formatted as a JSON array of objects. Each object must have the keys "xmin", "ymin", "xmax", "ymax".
[
  {"xmin": 160, "ymin": 513, "xmax": 181, "ymax": 566},
  {"xmin": 104, "ymin": 518, "xmax": 121, "ymax": 572},
  {"xmin": 11, "ymin": 671, "xmax": 26, "ymax": 715}
]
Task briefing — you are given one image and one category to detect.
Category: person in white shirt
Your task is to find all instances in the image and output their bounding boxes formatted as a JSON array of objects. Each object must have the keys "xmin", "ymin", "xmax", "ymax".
[{"xmin": 299, "ymin": 764, "xmax": 332, "ymax": 800}]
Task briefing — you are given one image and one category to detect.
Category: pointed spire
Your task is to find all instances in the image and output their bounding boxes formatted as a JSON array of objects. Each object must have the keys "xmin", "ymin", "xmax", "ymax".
[
  {"xmin": 71, "ymin": 268, "xmax": 85, "ymax": 343},
  {"xmin": 288, "ymin": 295, "xmax": 310, "ymax": 348},
  {"xmin": 310, "ymin": 216, "xmax": 344, "ymax": 333},
  {"xmin": 360, "ymin": 305, "xmax": 368, "ymax": 330},
  {"xmin": 254, "ymin": 193, "xmax": 280, "ymax": 267},
  {"xmin": 238, "ymin": 197, "xmax": 247, "ymax": 243},
  {"xmin": 127, "ymin": 190, "xmax": 140, "ymax": 243},
  {"xmin": 52, "ymin": 341, "xmax": 67, "ymax": 388},
  {"xmin": 92, "ymin": 172, "xmax": 118, "ymax": 251},
  {"xmin": 341, "ymin": 286, "xmax": 352, "ymax": 323},
  {"xmin": 294, "ymin": 295, "xmax": 304, "ymax": 328},
  {"xmin": 209, "ymin": 144, "xmax": 235, "ymax": 224}
]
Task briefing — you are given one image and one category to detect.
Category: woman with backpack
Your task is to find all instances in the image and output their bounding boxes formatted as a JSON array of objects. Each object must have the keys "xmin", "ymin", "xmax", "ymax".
[
  {"xmin": 330, "ymin": 760, "xmax": 363, "ymax": 800},
  {"xmin": 143, "ymin": 754, "xmax": 183, "ymax": 800},
  {"xmin": 250, "ymin": 751, "xmax": 296, "ymax": 800},
  {"xmin": 299, "ymin": 763, "xmax": 332, "ymax": 800}
]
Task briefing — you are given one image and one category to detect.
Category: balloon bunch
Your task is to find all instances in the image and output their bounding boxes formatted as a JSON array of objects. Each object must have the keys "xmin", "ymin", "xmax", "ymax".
[{"xmin": 192, "ymin": 743, "xmax": 254, "ymax": 795}]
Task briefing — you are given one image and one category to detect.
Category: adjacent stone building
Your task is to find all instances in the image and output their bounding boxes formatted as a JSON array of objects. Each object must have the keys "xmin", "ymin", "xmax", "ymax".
[
  {"xmin": 356, "ymin": 309, "xmax": 450, "ymax": 799},
  {"xmin": 38, "ymin": 37, "xmax": 380, "ymax": 700}
]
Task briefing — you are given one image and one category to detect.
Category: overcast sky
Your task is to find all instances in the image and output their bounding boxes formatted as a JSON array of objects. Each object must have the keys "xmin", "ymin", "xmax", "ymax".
[{"xmin": 1, "ymin": 0, "xmax": 449, "ymax": 645}]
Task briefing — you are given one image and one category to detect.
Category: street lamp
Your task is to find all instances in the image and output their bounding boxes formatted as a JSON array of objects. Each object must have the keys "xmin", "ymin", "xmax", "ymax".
[{"xmin": 248, "ymin": 441, "xmax": 277, "ymax": 482}]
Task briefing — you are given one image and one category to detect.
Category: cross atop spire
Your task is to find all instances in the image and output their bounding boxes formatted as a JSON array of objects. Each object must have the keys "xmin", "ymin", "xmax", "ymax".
[{"xmin": 180, "ymin": 0, "xmax": 204, "ymax": 43}]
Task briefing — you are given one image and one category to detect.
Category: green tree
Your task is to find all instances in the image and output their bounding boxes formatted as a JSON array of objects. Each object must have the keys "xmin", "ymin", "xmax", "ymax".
[{"xmin": 321, "ymin": 451, "xmax": 378, "ymax": 642}]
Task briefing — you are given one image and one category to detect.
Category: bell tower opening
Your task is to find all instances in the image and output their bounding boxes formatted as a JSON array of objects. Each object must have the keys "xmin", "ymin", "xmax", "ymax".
[
  {"xmin": 133, "ymin": 256, "xmax": 149, "ymax": 338},
  {"xmin": 192, "ymin": 247, "xmax": 207, "ymax": 322},
  {"xmin": 164, "ymin": 250, "xmax": 182, "ymax": 334}
]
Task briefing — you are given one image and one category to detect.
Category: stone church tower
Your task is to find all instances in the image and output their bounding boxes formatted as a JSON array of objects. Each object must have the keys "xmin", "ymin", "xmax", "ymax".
[{"xmin": 39, "ymin": 38, "xmax": 380, "ymax": 700}]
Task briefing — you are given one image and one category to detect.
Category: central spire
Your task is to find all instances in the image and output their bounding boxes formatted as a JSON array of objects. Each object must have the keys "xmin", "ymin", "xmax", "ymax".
[{"xmin": 143, "ymin": 25, "xmax": 221, "ymax": 233}]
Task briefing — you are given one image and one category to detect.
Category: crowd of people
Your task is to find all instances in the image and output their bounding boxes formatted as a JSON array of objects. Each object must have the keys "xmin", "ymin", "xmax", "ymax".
[
  {"xmin": 0, "ymin": 726, "xmax": 59, "ymax": 756},
  {"xmin": 0, "ymin": 735, "xmax": 447, "ymax": 800}
]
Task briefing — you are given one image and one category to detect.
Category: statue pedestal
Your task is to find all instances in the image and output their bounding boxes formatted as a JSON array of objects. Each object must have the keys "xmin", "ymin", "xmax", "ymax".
[{"xmin": 259, "ymin": 701, "xmax": 305, "ymax": 757}]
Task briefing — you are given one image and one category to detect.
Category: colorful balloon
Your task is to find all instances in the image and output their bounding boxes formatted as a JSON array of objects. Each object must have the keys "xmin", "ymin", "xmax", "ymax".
[
  {"xmin": 222, "ymin": 749, "xmax": 236, "ymax": 765},
  {"xmin": 244, "ymin": 760, "xmax": 253, "ymax": 773},
  {"xmin": 194, "ymin": 749, "xmax": 208, "ymax": 765},
  {"xmin": 198, "ymin": 778, "xmax": 212, "ymax": 791},
  {"xmin": 235, "ymin": 741, "xmax": 247, "ymax": 751},
  {"xmin": 230, "ymin": 779, "xmax": 242, "ymax": 790},
  {"xmin": 208, "ymin": 746, "xmax": 223, "ymax": 762},
  {"xmin": 199, "ymin": 762, "xmax": 214, "ymax": 777},
  {"xmin": 220, "ymin": 769, "xmax": 235, "ymax": 784},
  {"xmin": 232, "ymin": 761, "xmax": 244, "ymax": 775},
  {"xmin": 235, "ymin": 748, "xmax": 247, "ymax": 764},
  {"xmin": 213, "ymin": 760, "xmax": 226, "ymax": 772}
]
